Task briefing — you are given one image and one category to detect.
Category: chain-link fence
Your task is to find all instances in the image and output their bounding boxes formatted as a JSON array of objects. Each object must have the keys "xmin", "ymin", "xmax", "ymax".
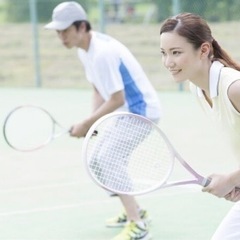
[
  {"xmin": 3, "ymin": 0, "xmax": 240, "ymax": 23},
  {"xmin": 1, "ymin": 0, "xmax": 240, "ymax": 90}
]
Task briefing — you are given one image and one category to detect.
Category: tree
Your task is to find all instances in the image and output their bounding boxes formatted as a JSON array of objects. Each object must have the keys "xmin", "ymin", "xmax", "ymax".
[
  {"xmin": 5, "ymin": 0, "xmax": 89, "ymax": 23},
  {"xmin": 151, "ymin": 0, "xmax": 240, "ymax": 23}
]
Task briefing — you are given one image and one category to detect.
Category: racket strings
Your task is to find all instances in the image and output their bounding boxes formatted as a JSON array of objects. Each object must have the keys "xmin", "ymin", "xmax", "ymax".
[
  {"xmin": 89, "ymin": 125, "xmax": 133, "ymax": 192},
  {"xmin": 86, "ymin": 115, "xmax": 174, "ymax": 194},
  {"xmin": 4, "ymin": 106, "xmax": 55, "ymax": 151}
]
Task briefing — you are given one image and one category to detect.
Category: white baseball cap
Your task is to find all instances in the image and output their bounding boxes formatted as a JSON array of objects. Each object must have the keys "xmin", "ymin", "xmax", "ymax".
[{"xmin": 44, "ymin": 1, "xmax": 87, "ymax": 30}]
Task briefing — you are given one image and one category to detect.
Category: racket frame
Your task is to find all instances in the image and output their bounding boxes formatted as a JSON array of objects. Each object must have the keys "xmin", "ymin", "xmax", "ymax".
[
  {"xmin": 82, "ymin": 112, "xmax": 210, "ymax": 195},
  {"xmin": 3, "ymin": 105, "xmax": 69, "ymax": 152}
]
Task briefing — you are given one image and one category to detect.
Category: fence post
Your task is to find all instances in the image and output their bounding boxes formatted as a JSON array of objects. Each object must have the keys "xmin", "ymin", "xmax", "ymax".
[
  {"xmin": 98, "ymin": 0, "xmax": 105, "ymax": 33},
  {"xmin": 29, "ymin": 0, "xmax": 41, "ymax": 87},
  {"xmin": 172, "ymin": 0, "xmax": 184, "ymax": 91}
]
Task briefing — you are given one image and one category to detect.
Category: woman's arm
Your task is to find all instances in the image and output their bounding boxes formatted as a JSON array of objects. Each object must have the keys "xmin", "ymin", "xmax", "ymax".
[{"xmin": 228, "ymin": 79, "xmax": 240, "ymax": 113}]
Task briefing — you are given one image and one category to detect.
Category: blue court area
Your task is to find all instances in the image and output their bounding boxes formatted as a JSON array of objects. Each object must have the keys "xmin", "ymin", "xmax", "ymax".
[{"xmin": 0, "ymin": 88, "xmax": 235, "ymax": 239}]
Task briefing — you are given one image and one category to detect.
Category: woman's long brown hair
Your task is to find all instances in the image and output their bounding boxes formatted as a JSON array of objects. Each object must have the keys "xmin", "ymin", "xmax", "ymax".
[{"xmin": 160, "ymin": 12, "xmax": 240, "ymax": 71}]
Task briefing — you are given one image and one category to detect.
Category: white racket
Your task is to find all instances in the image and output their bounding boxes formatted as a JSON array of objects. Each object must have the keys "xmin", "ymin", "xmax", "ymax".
[
  {"xmin": 82, "ymin": 112, "xmax": 211, "ymax": 195},
  {"xmin": 3, "ymin": 105, "xmax": 69, "ymax": 152}
]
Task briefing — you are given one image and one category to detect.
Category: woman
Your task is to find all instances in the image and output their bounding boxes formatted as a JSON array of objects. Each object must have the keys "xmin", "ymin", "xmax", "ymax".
[{"xmin": 159, "ymin": 12, "xmax": 240, "ymax": 240}]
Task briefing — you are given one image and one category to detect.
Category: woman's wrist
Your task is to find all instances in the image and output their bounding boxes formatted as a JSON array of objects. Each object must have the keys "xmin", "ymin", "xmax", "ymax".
[{"xmin": 229, "ymin": 169, "xmax": 240, "ymax": 187}]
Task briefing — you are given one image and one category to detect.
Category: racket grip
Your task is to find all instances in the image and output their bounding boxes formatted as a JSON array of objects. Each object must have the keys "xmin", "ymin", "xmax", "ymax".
[
  {"xmin": 203, "ymin": 177, "xmax": 211, "ymax": 187},
  {"xmin": 92, "ymin": 130, "xmax": 98, "ymax": 136},
  {"xmin": 203, "ymin": 178, "xmax": 240, "ymax": 191}
]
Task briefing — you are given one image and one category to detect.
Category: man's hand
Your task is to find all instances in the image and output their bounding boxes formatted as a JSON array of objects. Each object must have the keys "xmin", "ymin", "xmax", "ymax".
[{"xmin": 70, "ymin": 121, "xmax": 90, "ymax": 138}]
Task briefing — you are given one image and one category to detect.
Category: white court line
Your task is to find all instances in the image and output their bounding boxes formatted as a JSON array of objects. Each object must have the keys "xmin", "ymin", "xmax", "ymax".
[
  {"xmin": 0, "ymin": 184, "xmax": 200, "ymax": 217},
  {"xmin": 0, "ymin": 181, "xmax": 82, "ymax": 193},
  {"xmin": 0, "ymin": 199, "xmax": 112, "ymax": 217},
  {"xmin": 0, "ymin": 180, "xmax": 201, "ymax": 194}
]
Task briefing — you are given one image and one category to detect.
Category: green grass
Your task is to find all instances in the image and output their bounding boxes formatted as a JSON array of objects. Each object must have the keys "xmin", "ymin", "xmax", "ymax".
[{"xmin": 0, "ymin": 21, "xmax": 240, "ymax": 90}]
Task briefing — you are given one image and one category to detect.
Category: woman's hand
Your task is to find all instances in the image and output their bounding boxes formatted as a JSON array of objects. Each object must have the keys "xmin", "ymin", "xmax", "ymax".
[
  {"xmin": 202, "ymin": 173, "xmax": 236, "ymax": 199},
  {"xmin": 224, "ymin": 188, "xmax": 240, "ymax": 202}
]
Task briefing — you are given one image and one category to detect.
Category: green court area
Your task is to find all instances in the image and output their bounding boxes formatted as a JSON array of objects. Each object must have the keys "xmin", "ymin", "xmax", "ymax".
[{"xmin": 0, "ymin": 88, "xmax": 236, "ymax": 240}]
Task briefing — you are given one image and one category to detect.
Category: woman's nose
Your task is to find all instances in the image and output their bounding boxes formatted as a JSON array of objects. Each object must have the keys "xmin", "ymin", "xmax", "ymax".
[{"xmin": 164, "ymin": 56, "xmax": 174, "ymax": 69}]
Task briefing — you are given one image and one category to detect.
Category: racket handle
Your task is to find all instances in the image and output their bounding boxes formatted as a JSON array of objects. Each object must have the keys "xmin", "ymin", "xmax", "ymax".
[
  {"xmin": 92, "ymin": 130, "xmax": 98, "ymax": 136},
  {"xmin": 202, "ymin": 177, "xmax": 211, "ymax": 187},
  {"xmin": 204, "ymin": 178, "xmax": 240, "ymax": 192}
]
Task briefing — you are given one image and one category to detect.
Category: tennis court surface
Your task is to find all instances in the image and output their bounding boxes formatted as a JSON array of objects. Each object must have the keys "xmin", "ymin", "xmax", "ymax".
[{"xmin": 0, "ymin": 88, "xmax": 235, "ymax": 240}]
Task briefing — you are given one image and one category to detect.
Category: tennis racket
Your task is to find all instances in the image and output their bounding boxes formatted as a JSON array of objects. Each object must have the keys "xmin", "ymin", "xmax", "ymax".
[
  {"xmin": 82, "ymin": 112, "xmax": 211, "ymax": 195},
  {"xmin": 3, "ymin": 105, "xmax": 70, "ymax": 152}
]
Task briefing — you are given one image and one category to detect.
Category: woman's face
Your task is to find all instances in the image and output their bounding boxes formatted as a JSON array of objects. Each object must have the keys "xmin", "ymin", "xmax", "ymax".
[{"xmin": 160, "ymin": 31, "xmax": 203, "ymax": 83}]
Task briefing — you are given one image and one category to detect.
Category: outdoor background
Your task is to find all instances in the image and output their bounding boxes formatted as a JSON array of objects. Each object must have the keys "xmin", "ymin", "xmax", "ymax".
[
  {"xmin": 1, "ymin": 0, "xmax": 240, "ymax": 90},
  {"xmin": 0, "ymin": 89, "xmax": 238, "ymax": 240},
  {"xmin": 0, "ymin": 0, "xmax": 240, "ymax": 239}
]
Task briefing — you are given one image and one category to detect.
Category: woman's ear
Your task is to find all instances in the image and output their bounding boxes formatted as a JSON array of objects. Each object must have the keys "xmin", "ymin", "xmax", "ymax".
[{"xmin": 200, "ymin": 42, "xmax": 211, "ymax": 58}]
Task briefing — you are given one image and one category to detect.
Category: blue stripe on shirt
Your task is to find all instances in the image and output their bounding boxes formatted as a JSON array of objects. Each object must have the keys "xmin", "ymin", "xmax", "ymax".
[{"xmin": 119, "ymin": 61, "xmax": 146, "ymax": 116}]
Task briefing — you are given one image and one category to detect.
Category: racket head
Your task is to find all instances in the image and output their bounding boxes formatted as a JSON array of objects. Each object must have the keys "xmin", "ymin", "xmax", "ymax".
[
  {"xmin": 82, "ymin": 112, "xmax": 175, "ymax": 195},
  {"xmin": 3, "ymin": 105, "xmax": 57, "ymax": 152}
]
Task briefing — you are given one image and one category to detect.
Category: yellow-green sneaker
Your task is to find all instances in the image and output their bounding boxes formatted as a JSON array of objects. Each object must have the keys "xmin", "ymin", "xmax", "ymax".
[
  {"xmin": 111, "ymin": 221, "xmax": 152, "ymax": 240},
  {"xmin": 106, "ymin": 209, "xmax": 150, "ymax": 228}
]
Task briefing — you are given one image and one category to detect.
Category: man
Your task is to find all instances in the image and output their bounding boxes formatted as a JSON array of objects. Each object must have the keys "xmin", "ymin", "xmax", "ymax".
[{"xmin": 45, "ymin": 2, "xmax": 162, "ymax": 240}]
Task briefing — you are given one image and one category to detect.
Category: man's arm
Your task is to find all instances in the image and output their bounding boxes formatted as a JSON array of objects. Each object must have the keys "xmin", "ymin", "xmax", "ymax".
[
  {"xmin": 70, "ymin": 89, "xmax": 125, "ymax": 137},
  {"xmin": 92, "ymin": 86, "xmax": 105, "ymax": 111}
]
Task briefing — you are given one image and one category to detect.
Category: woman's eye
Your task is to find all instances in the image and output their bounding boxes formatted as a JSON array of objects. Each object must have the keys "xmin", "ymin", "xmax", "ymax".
[
  {"xmin": 173, "ymin": 51, "xmax": 181, "ymax": 55},
  {"xmin": 160, "ymin": 51, "xmax": 166, "ymax": 56}
]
